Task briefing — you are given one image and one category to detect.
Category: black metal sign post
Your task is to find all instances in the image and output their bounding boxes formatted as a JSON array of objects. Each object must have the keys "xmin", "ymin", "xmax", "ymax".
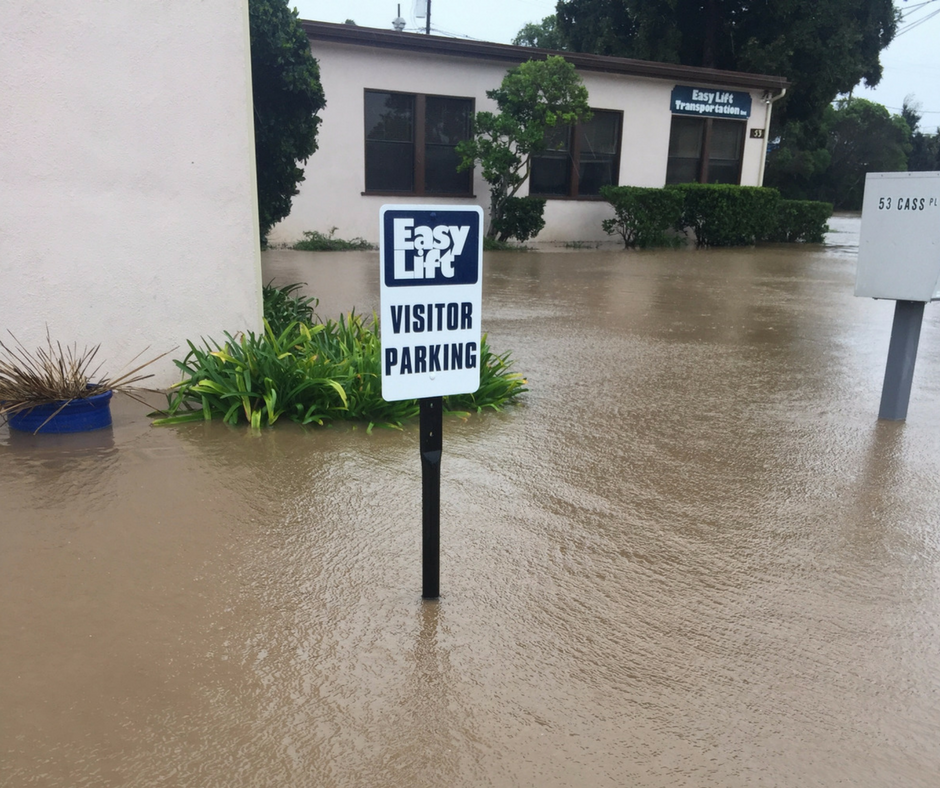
[{"xmin": 420, "ymin": 396, "xmax": 442, "ymax": 599}]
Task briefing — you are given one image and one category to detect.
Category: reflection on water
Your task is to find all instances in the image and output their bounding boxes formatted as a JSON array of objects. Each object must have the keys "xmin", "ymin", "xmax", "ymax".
[
  {"xmin": 4, "ymin": 217, "xmax": 940, "ymax": 787},
  {"xmin": 825, "ymin": 212, "xmax": 863, "ymax": 258},
  {"xmin": 4, "ymin": 426, "xmax": 119, "ymax": 510}
]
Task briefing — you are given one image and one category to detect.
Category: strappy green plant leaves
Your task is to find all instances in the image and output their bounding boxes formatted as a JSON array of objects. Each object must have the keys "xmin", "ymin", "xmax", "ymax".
[
  {"xmin": 154, "ymin": 286, "xmax": 526, "ymax": 430},
  {"xmin": 262, "ymin": 281, "xmax": 318, "ymax": 335}
]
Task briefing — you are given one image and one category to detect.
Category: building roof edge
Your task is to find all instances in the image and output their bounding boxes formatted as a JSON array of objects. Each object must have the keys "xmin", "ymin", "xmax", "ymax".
[{"xmin": 300, "ymin": 20, "xmax": 789, "ymax": 92}]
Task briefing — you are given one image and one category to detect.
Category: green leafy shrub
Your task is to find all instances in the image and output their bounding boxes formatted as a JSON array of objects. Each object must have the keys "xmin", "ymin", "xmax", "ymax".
[
  {"xmin": 250, "ymin": 0, "xmax": 326, "ymax": 245},
  {"xmin": 154, "ymin": 287, "xmax": 527, "ymax": 431},
  {"xmin": 292, "ymin": 227, "xmax": 375, "ymax": 251},
  {"xmin": 600, "ymin": 185, "xmax": 684, "ymax": 248},
  {"xmin": 447, "ymin": 338, "xmax": 525, "ymax": 414},
  {"xmin": 262, "ymin": 281, "xmax": 318, "ymax": 335},
  {"xmin": 765, "ymin": 199, "xmax": 833, "ymax": 243},
  {"xmin": 599, "ymin": 184, "xmax": 833, "ymax": 249},
  {"xmin": 492, "ymin": 196, "xmax": 546, "ymax": 243},
  {"xmin": 669, "ymin": 183, "xmax": 781, "ymax": 247},
  {"xmin": 154, "ymin": 321, "xmax": 350, "ymax": 429},
  {"xmin": 455, "ymin": 56, "xmax": 590, "ymax": 239}
]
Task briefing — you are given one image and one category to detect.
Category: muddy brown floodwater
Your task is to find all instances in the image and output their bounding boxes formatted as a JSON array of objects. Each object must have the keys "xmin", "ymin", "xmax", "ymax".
[{"xmin": 3, "ymin": 216, "xmax": 940, "ymax": 787}]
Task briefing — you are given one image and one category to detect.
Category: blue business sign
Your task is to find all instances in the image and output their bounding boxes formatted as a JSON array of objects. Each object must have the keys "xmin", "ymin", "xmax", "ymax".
[
  {"xmin": 382, "ymin": 207, "xmax": 482, "ymax": 287},
  {"xmin": 671, "ymin": 85, "xmax": 751, "ymax": 120}
]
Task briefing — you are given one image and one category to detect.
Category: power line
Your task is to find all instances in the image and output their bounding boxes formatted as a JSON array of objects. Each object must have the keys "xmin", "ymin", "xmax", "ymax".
[
  {"xmin": 897, "ymin": 9, "xmax": 940, "ymax": 35},
  {"xmin": 899, "ymin": 0, "xmax": 940, "ymax": 14},
  {"xmin": 883, "ymin": 105, "xmax": 940, "ymax": 114},
  {"xmin": 896, "ymin": 4, "xmax": 940, "ymax": 35},
  {"xmin": 429, "ymin": 26, "xmax": 487, "ymax": 41}
]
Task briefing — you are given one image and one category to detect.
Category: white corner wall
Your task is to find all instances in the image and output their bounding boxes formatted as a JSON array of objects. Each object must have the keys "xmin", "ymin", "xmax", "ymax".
[{"xmin": 0, "ymin": 1, "xmax": 262, "ymax": 389}]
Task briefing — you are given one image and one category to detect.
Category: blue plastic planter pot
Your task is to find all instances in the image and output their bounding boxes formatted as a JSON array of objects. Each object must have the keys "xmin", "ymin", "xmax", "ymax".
[{"xmin": 8, "ymin": 390, "xmax": 113, "ymax": 434}]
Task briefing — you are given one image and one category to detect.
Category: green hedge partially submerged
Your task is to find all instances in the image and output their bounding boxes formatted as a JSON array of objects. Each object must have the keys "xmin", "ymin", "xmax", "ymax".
[
  {"xmin": 600, "ymin": 185, "xmax": 684, "ymax": 248},
  {"xmin": 600, "ymin": 183, "xmax": 832, "ymax": 248},
  {"xmin": 764, "ymin": 199, "xmax": 834, "ymax": 243},
  {"xmin": 671, "ymin": 183, "xmax": 781, "ymax": 247}
]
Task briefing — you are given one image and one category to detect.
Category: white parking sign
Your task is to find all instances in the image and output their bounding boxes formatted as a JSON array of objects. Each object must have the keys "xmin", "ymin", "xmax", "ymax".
[{"xmin": 380, "ymin": 205, "xmax": 484, "ymax": 402}]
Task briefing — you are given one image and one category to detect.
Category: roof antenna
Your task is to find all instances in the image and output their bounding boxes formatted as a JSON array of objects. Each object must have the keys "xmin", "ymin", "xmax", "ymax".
[
  {"xmin": 392, "ymin": 4, "xmax": 406, "ymax": 31},
  {"xmin": 414, "ymin": 0, "xmax": 431, "ymax": 35}
]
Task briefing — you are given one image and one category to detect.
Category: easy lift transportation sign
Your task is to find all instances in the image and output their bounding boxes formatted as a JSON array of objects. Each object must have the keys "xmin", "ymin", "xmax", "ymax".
[{"xmin": 380, "ymin": 205, "xmax": 484, "ymax": 402}]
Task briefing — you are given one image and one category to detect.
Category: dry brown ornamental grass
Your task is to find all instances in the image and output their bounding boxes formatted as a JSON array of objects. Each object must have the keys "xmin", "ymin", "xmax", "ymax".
[{"xmin": 0, "ymin": 330, "xmax": 168, "ymax": 420}]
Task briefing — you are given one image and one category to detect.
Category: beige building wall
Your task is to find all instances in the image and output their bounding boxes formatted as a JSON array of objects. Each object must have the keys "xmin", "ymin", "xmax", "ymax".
[
  {"xmin": 273, "ymin": 42, "xmax": 509, "ymax": 246},
  {"xmin": 271, "ymin": 34, "xmax": 776, "ymax": 246},
  {"xmin": 0, "ymin": 1, "xmax": 262, "ymax": 389}
]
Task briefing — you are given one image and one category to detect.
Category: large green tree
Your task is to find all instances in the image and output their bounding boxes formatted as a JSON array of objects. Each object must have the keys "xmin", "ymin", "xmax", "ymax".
[
  {"xmin": 554, "ymin": 0, "xmax": 898, "ymax": 129},
  {"xmin": 902, "ymin": 97, "xmax": 940, "ymax": 172},
  {"xmin": 513, "ymin": 15, "xmax": 567, "ymax": 49},
  {"xmin": 456, "ymin": 56, "xmax": 591, "ymax": 239},
  {"xmin": 821, "ymin": 98, "xmax": 910, "ymax": 209},
  {"xmin": 761, "ymin": 120, "xmax": 831, "ymax": 202},
  {"xmin": 249, "ymin": 0, "xmax": 326, "ymax": 244},
  {"xmin": 767, "ymin": 98, "xmax": 910, "ymax": 209}
]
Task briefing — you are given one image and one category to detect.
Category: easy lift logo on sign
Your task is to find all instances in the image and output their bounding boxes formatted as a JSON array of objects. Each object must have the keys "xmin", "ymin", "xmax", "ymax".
[{"xmin": 380, "ymin": 205, "xmax": 484, "ymax": 402}]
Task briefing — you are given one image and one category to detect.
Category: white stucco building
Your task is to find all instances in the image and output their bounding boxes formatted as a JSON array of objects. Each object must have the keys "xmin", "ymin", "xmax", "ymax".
[
  {"xmin": 269, "ymin": 20, "xmax": 788, "ymax": 246},
  {"xmin": 0, "ymin": 1, "xmax": 261, "ymax": 388}
]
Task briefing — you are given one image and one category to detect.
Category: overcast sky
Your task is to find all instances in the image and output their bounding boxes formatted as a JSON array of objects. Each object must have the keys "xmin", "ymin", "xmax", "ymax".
[{"xmin": 293, "ymin": 1, "xmax": 940, "ymax": 130}]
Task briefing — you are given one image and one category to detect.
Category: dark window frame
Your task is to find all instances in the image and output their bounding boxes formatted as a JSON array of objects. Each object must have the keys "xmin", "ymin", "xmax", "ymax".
[
  {"xmin": 665, "ymin": 116, "xmax": 746, "ymax": 185},
  {"xmin": 363, "ymin": 89, "xmax": 475, "ymax": 197},
  {"xmin": 529, "ymin": 109, "xmax": 624, "ymax": 200}
]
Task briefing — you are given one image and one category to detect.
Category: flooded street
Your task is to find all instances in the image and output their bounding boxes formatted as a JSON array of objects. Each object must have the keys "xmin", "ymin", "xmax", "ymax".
[{"xmin": 3, "ymin": 215, "xmax": 940, "ymax": 786}]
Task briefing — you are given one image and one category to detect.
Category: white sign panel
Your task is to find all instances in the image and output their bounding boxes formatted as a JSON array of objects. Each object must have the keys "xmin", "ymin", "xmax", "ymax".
[
  {"xmin": 856, "ymin": 171, "xmax": 940, "ymax": 301},
  {"xmin": 380, "ymin": 205, "xmax": 484, "ymax": 401}
]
